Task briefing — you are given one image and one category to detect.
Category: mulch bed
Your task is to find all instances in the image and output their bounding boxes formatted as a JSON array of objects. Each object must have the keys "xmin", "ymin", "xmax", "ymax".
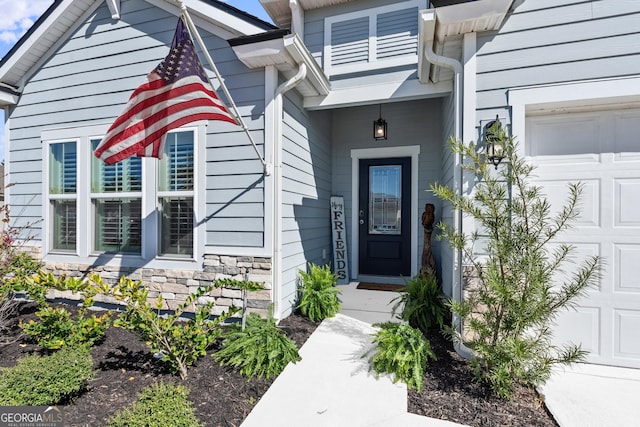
[
  {"xmin": 1, "ymin": 301, "xmax": 557, "ymax": 426},
  {"xmin": 409, "ymin": 330, "xmax": 558, "ymax": 426}
]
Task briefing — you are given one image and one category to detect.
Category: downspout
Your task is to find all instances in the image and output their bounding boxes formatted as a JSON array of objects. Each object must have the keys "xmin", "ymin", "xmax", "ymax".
[
  {"xmin": 272, "ymin": 63, "xmax": 307, "ymax": 319},
  {"xmin": 423, "ymin": 45, "xmax": 475, "ymax": 360}
]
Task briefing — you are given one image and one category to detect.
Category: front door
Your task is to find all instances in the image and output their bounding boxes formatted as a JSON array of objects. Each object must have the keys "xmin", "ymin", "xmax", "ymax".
[{"xmin": 358, "ymin": 157, "xmax": 411, "ymax": 276}]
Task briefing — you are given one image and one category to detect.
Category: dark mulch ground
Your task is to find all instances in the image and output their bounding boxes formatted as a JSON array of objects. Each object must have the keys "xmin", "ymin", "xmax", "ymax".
[
  {"xmin": 1, "ymin": 301, "xmax": 557, "ymax": 427},
  {"xmin": 409, "ymin": 330, "xmax": 558, "ymax": 426}
]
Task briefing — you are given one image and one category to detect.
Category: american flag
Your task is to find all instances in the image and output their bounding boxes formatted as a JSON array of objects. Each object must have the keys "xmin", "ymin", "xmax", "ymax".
[{"xmin": 94, "ymin": 17, "xmax": 238, "ymax": 165}]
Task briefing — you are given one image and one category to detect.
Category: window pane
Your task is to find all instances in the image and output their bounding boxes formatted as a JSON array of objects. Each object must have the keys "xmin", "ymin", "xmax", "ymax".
[
  {"xmin": 91, "ymin": 140, "xmax": 142, "ymax": 193},
  {"xmin": 94, "ymin": 198, "xmax": 142, "ymax": 253},
  {"xmin": 160, "ymin": 197, "xmax": 193, "ymax": 256},
  {"xmin": 159, "ymin": 132, "xmax": 194, "ymax": 192},
  {"xmin": 369, "ymin": 165, "xmax": 401, "ymax": 235},
  {"xmin": 49, "ymin": 142, "xmax": 76, "ymax": 194},
  {"xmin": 52, "ymin": 200, "xmax": 76, "ymax": 250}
]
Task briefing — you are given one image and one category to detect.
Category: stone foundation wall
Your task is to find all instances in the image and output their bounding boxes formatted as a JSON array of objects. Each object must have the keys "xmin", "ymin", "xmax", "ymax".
[{"xmin": 42, "ymin": 254, "xmax": 273, "ymax": 317}]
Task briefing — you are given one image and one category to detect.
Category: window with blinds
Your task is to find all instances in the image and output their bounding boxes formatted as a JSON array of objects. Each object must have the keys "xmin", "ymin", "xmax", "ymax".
[
  {"xmin": 159, "ymin": 131, "xmax": 194, "ymax": 256},
  {"xmin": 91, "ymin": 140, "xmax": 142, "ymax": 253},
  {"xmin": 323, "ymin": 0, "xmax": 425, "ymax": 76},
  {"xmin": 49, "ymin": 142, "xmax": 77, "ymax": 251}
]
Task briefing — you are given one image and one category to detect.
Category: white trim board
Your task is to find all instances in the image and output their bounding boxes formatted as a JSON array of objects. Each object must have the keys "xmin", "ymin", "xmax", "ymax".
[
  {"xmin": 350, "ymin": 145, "xmax": 421, "ymax": 280},
  {"xmin": 508, "ymin": 76, "xmax": 640, "ymax": 147}
]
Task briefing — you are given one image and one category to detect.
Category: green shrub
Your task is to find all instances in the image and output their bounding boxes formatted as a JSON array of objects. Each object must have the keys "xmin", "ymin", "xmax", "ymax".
[
  {"xmin": 215, "ymin": 311, "xmax": 301, "ymax": 379},
  {"xmin": 110, "ymin": 276, "xmax": 239, "ymax": 380},
  {"xmin": 0, "ymin": 347, "xmax": 93, "ymax": 405},
  {"xmin": 368, "ymin": 322, "xmax": 435, "ymax": 392},
  {"xmin": 20, "ymin": 273, "xmax": 112, "ymax": 349},
  {"xmin": 108, "ymin": 382, "xmax": 202, "ymax": 427},
  {"xmin": 297, "ymin": 263, "xmax": 341, "ymax": 322},
  {"xmin": 431, "ymin": 127, "xmax": 600, "ymax": 398},
  {"xmin": 392, "ymin": 274, "xmax": 448, "ymax": 333}
]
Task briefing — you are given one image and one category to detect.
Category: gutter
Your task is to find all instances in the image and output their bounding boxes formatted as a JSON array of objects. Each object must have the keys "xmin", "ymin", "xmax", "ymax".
[
  {"xmin": 272, "ymin": 63, "xmax": 307, "ymax": 319},
  {"xmin": 420, "ymin": 10, "xmax": 474, "ymax": 360}
]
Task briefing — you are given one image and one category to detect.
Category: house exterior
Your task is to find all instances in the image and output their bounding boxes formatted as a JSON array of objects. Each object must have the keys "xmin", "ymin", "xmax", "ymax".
[{"xmin": 0, "ymin": 0, "xmax": 638, "ymax": 369}]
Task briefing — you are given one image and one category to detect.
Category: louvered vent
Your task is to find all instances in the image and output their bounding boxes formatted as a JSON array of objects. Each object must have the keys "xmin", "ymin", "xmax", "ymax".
[
  {"xmin": 377, "ymin": 8, "xmax": 419, "ymax": 60},
  {"xmin": 330, "ymin": 16, "xmax": 369, "ymax": 67}
]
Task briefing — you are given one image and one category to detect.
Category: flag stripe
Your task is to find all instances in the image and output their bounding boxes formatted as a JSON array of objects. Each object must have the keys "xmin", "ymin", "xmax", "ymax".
[
  {"xmin": 101, "ymin": 105, "xmax": 233, "ymax": 165},
  {"xmin": 94, "ymin": 17, "xmax": 238, "ymax": 165}
]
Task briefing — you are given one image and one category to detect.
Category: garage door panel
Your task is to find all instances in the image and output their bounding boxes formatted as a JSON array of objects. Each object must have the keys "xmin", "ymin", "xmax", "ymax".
[
  {"xmin": 615, "ymin": 244, "xmax": 640, "ymax": 293},
  {"xmin": 527, "ymin": 107, "xmax": 640, "ymax": 368},
  {"xmin": 527, "ymin": 116, "xmax": 601, "ymax": 157},
  {"xmin": 553, "ymin": 307, "xmax": 601, "ymax": 356},
  {"xmin": 614, "ymin": 113, "xmax": 640, "ymax": 158},
  {"xmin": 547, "ymin": 242, "xmax": 602, "ymax": 292},
  {"xmin": 536, "ymin": 178, "xmax": 600, "ymax": 227},
  {"xmin": 614, "ymin": 310, "xmax": 640, "ymax": 362},
  {"xmin": 615, "ymin": 179, "xmax": 640, "ymax": 226}
]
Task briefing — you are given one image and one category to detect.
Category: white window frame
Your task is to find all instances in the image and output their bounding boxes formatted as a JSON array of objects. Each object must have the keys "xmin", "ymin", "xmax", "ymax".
[
  {"xmin": 323, "ymin": 0, "xmax": 427, "ymax": 77},
  {"xmin": 42, "ymin": 124, "xmax": 205, "ymax": 269}
]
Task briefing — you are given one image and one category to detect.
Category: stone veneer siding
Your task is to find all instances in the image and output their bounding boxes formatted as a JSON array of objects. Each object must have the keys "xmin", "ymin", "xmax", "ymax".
[{"xmin": 43, "ymin": 254, "xmax": 273, "ymax": 317}]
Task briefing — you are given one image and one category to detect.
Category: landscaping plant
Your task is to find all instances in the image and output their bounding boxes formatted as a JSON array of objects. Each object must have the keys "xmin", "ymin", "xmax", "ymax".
[
  {"xmin": 0, "ymin": 347, "xmax": 93, "ymax": 405},
  {"xmin": 297, "ymin": 262, "xmax": 341, "ymax": 322},
  {"xmin": 391, "ymin": 273, "xmax": 448, "ymax": 334},
  {"xmin": 215, "ymin": 309, "xmax": 301, "ymax": 380},
  {"xmin": 431, "ymin": 127, "xmax": 601, "ymax": 398},
  {"xmin": 0, "ymin": 205, "xmax": 42, "ymax": 346},
  {"xmin": 108, "ymin": 382, "xmax": 202, "ymax": 427},
  {"xmin": 20, "ymin": 273, "xmax": 112, "ymax": 349},
  {"xmin": 368, "ymin": 322, "xmax": 435, "ymax": 392},
  {"xmin": 110, "ymin": 276, "xmax": 239, "ymax": 380}
]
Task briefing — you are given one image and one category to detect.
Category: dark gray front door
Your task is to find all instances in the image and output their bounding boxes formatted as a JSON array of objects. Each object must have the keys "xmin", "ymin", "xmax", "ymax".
[{"xmin": 358, "ymin": 157, "xmax": 411, "ymax": 276}]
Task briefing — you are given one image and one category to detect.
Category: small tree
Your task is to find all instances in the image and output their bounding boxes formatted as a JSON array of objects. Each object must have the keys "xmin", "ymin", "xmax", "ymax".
[{"xmin": 431, "ymin": 126, "xmax": 600, "ymax": 398}]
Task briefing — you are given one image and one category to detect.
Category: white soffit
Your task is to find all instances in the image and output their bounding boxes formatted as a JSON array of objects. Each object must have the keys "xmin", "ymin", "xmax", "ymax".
[
  {"xmin": 231, "ymin": 33, "xmax": 330, "ymax": 98},
  {"xmin": 419, "ymin": 0, "xmax": 513, "ymax": 83},
  {"xmin": 260, "ymin": 0, "xmax": 352, "ymax": 28},
  {"xmin": 0, "ymin": 0, "xmax": 94, "ymax": 88}
]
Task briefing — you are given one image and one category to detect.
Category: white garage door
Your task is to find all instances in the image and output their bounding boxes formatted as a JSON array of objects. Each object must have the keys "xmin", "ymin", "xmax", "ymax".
[{"xmin": 526, "ymin": 107, "xmax": 640, "ymax": 368}]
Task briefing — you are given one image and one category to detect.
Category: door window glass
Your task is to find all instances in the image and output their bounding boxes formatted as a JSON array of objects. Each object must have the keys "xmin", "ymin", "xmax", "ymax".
[{"xmin": 369, "ymin": 165, "xmax": 401, "ymax": 235}]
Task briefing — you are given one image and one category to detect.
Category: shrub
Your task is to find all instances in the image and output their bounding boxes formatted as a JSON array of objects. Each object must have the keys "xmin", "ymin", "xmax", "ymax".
[
  {"xmin": 392, "ymin": 274, "xmax": 448, "ymax": 333},
  {"xmin": 297, "ymin": 263, "xmax": 341, "ymax": 322},
  {"xmin": 0, "ymin": 347, "xmax": 93, "ymax": 405},
  {"xmin": 20, "ymin": 273, "xmax": 112, "ymax": 349},
  {"xmin": 431, "ymin": 127, "xmax": 600, "ymax": 398},
  {"xmin": 368, "ymin": 322, "xmax": 435, "ymax": 392},
  {"xmin": 215, "ymin": 310, "xmax": 301, "ymax": 380},
  {"xmin": 110, "ymin": 276, "xmax": 239, "ymax": 380},
  {"xmin": 107, "ymin": 382, "xmax": 202, "ymax": 427},
  {"xmin": 0, "ymin": 205, "xmax": 42, "ymax": 346}
]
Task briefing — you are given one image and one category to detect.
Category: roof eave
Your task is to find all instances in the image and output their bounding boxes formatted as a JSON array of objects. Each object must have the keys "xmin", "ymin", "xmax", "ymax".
[
  {"xmin": 419, "ymin": 0, "xmax": 513, "ymax": 84},
  {"xmin": 231, "ymin": 33, "xmax": 330, "ymax": 98}
]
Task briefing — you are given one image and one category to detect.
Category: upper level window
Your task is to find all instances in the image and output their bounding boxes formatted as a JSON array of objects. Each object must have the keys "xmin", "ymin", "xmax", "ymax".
[{"xmin": 324, "ymin": 0, "xmax": 426, "ymax": 77}]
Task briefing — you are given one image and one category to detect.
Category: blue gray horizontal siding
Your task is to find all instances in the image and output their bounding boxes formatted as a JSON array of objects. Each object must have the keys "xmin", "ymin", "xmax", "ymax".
[
  {"xmin": 280, "ymin": 90, "xmax": 332, "ymax": 317},
  {"xmin": 476, "ymin": 0, "xmax": 640, "ymax": 114},
  {"xmin": 8, "ymin": 0, "xmax": 266, "ymax": 248}
]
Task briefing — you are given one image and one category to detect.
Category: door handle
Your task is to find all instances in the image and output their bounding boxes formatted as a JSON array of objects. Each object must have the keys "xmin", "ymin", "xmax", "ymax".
[{"xmin": 359, "ymin": 219, "xmax": 364, "ymax": 225}]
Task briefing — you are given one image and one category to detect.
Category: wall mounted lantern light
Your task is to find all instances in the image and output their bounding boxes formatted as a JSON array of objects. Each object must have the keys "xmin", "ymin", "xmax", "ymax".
[
  {"xmin": 373, "ymin": 105, "xmax": 388, "ymax": 140},
  {"xmin": 484, "ymin": 116, "xmax": 505, "ymax": 169}
]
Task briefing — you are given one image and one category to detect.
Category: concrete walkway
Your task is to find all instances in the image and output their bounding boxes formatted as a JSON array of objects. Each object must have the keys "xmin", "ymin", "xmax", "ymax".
[
  {"xmin": 539, "ymin": 363, "xmax": 640, "ymax": 427},
  {"xmin": 241, "ymin": 314, "xmax": 464, "ymax": 427}
]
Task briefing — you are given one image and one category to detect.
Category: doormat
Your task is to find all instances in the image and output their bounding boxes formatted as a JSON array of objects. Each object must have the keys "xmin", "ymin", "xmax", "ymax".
[{"xmin": 356, "ymin": 282, "xmax": 405, "ymax": 292}]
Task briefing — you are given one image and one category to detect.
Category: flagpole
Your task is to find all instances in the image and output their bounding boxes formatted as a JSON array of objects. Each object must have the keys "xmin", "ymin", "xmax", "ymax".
[{"xmin": 176, "ymin": 1, "xmax": 271, "ymax": 176}]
